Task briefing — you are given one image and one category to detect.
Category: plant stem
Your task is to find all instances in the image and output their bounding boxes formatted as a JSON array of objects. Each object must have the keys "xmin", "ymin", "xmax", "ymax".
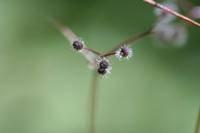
[
  {"xmin": 144, "ymin": 0, "xmax": 200, "ymax": 28},
  {"xmin": 83, "ymin": 47, "xmax": 102, "ymax": 55},
  {"xmin": 195, "ymin": 107, "xmax": 200, "ymax": 133},
  {"xmin": 89, "ymin": 71, "xmax": 99, "ymax": 133},
  {"xmin": 102, "ymin": 27, "xmax": 153, "ymax": 57}
]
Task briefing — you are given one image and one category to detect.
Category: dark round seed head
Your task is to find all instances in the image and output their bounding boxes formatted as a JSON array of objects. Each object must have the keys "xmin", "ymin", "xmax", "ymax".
[
  {"xmin": 72, "ymin": 41, "xmax": 83, "ymax": 51},
  {"xmin": 120, "ymin": 48, "xmax": 129, "ymax": 57},
  {"xmin": 99, "ymin": 60, "xmax": 109, "ymax": 69},
  {"xmin": 97, "ymin": 68, "xmax": 107, "ymax": 75}
]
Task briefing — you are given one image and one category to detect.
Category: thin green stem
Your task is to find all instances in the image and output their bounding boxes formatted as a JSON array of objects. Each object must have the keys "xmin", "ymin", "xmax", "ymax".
[{"xmin": 89, "ymin": 71, "xmax": 99, "ymax": 133}]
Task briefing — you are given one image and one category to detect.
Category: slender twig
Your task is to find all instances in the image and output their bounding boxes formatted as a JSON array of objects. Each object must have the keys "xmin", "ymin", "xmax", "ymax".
[
  {"xmin": 102, "ymin": 27, "xmax": 153, "ymax": 57},
  {"xmin": 102, "ymin": 52, "xmax": 116, "ymax": 57},
  {"xmin": 195, "ymin": 107, "xmax": 200, "ymax": 133},
  {"xmin": 144, "ymin": 0, "xmax": 200, "ymax": 28},
  {"xmin": 83, "ymin": 47, "xmax": 102, "ymax": 55},
  {"xmin": 89, "ymin": 71, "xmax": 99, "ymax": 133}
]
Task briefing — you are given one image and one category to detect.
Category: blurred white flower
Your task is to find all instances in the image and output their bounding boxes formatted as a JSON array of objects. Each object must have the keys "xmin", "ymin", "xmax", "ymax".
[
  {"xmin": 153, "ymin": 23, "xmax": 188, "ymax": 47},
  {"xmin": 154, "ymin": 2, "xmax": 179, "ymax": 23},
  {"xmin": 115, "ymin": 45, "xmax": 133, "ymax": 60},
  {"xmin": 189, "ymin": 6, "xmax": 200, "ymax": 19}
]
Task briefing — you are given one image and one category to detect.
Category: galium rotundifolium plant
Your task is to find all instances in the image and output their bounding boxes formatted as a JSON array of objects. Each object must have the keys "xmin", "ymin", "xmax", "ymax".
[
  {"xmin": 52, "ymin": 20, "xmax": 138, "ymax": 76},
  {"xmin": 53, "ymin": 0, "xmax": 200, "ymax": 76},
  {"xmin": 52, "ymin": 1, "xmax": 200, "ymax": 133}
]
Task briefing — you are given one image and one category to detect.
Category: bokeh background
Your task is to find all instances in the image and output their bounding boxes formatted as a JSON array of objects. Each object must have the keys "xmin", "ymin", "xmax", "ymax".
[{"xmin": 0, "ymin": 0, "xmax": 200, "ymax": 133}]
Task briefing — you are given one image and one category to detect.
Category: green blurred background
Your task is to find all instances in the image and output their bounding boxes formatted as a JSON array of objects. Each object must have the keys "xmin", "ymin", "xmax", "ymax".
[{"xmin": 0, "ymin": 0, "xmax": 200, "ymax": 133}]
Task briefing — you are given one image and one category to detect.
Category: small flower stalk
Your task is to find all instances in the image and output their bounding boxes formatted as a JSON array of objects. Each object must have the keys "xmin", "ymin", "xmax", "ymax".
[{"xmin": 115, "ymin": 45, "xmax": 133, "ymax": 60}]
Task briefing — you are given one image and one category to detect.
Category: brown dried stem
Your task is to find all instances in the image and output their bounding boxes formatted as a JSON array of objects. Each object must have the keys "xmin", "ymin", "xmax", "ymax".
[{"xmin": 144, "ymin": 0, "xmax": 200, "ymax": 27}]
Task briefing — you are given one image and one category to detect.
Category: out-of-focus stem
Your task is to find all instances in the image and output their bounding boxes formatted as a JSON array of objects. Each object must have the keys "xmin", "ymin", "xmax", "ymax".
[
  {"xmin": 195, "ymin": 107, "xmax": 200, "ymax": 133},
  {"xmin": 89, "ymin": 71, "xmax": 99, "ymax": 133},
  {"xmin": 144, "ymin": 0, "xmax": 200, "ymax": 28}
]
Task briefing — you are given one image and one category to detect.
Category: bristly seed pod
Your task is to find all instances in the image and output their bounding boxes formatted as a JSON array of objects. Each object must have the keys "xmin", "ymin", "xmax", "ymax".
[
  {"xmin": 97, "ymin": 68, "xmax": 107, "ymax": 75},
  {"xmin": 72, "ymin": 40, "xmax": 84, "ymax": 51},
  {"xmin": 99, "ymin": 59, "xmax": 109, "ymax": 69},
  {"xmin": 96, "ymin": 57, "xmax": 112, "ymax": 76},
  {"xmin": 115, "ymin": 45, "xmax": 133, "ymax": 60}
]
